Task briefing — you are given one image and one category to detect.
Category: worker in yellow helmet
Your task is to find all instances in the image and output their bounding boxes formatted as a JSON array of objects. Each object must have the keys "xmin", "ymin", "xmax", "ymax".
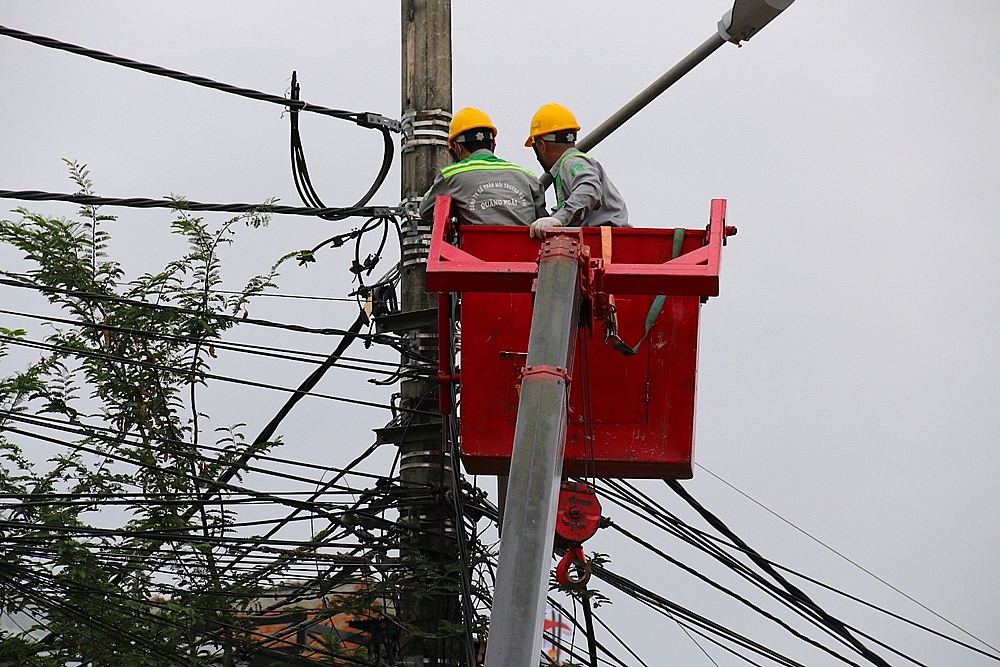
[
  {"xmin": 524, "ymin": 103, "xmax": 629, "ymax": 238},
  {"xmin": 419, "ymin": 107, "xmax": 547, "ymax": 226}
]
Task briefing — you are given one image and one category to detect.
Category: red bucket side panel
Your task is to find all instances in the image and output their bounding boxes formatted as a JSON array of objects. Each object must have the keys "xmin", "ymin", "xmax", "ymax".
[
  {"xmin": 458, "ymin": 295, "xmax": 699, "ymax": 479},
  {"xmin": 454, "ymin": 225, "xmax": 705, "ymax": 479}
]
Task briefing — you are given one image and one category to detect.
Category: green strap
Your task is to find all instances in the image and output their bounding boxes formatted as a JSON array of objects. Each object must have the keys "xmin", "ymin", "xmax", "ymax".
[
  {"xmin": 612, "ymin": 228, "xmax": 685, "ymax": 357},
  {"xmin": 671, "ymin": 227, "xmax": 685, "ymax": 260}
]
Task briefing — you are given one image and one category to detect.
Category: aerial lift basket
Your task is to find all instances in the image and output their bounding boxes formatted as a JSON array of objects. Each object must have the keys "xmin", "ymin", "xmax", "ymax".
[{"xmin": 426, "ymin": 196, "xmax": 731, "ymax": 479}]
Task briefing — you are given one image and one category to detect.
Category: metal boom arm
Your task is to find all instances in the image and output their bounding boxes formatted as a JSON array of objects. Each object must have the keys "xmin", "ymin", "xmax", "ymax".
[{"xmin": 483, "ymin": 235, "xmax": 586, "ymax": 667}]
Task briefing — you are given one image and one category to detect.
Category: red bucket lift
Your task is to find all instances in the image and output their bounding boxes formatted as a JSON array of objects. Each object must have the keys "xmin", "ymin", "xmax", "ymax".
[{"xmin": 426, "ymin": 196, "xmax": 732, "ymax": 479}]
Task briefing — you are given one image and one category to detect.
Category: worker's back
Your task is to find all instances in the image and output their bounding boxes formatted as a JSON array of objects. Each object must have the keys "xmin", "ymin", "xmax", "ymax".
[{"xmin": 419, "ymin": 149, "xmax": 546, "ymax": 226}]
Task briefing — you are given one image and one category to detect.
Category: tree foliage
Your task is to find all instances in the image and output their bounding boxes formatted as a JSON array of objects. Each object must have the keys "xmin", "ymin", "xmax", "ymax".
[
  {"xmin": 0, "ymin": 162, "xmax": 504, "ymax": 667},
  {"xmin": 0, "ymin": 162, "xmax": 283, "ymax": 665}
]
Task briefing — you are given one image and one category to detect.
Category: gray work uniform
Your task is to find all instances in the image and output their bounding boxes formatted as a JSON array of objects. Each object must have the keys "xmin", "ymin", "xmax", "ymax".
[
  {"xmin": 549, "ymin": 149, "xmax": 629, "ymax": 227},
  {"xmin": 419, "ymin": 149, "xmax": 547, "ymax": 225}
]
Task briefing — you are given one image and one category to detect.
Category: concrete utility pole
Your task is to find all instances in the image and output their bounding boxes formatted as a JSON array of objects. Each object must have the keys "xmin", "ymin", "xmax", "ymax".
[{"xmin": 393, "ymin": 0, "xmax": 458, "ymax": 664}]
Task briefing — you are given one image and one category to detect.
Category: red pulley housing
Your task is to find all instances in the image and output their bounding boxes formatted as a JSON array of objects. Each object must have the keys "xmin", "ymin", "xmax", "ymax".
[{"xmin": 554, "ymin": 481, "xmax": 602, "ymax": 548}]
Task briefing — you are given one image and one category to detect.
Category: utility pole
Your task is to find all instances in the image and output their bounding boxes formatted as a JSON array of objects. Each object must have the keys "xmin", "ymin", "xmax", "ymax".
[{"xmin": 393, "ymin": 0, "xmax": 458, "ymax": 664}]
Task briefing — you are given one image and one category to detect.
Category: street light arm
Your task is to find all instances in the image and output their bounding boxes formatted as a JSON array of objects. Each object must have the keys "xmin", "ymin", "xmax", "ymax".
[
  {"xmin": 577, "ymin": 32, "xmax": 726, "ymax": 156},
  {"xmin": 539, "ymin": 32, "xmax": 724, "ymax": 188},
  {"xmin": 539, "ymin": 0, "xmax": 794, "ymax": 189}
]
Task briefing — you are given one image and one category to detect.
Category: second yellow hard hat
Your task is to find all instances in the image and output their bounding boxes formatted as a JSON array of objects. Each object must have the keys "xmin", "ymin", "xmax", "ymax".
[{"xmin": 525, "ymin": 103, "xmax": 581, "ymax": 147}]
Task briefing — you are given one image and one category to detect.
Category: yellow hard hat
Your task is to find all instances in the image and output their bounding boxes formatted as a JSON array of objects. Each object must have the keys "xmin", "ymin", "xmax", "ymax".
[
  {"xmin": 449, "ymin": 107, "xmax": 498, "ymax": 144},
  {"xmin": 524, "ymin": 103, "xmax": 581, "ymax": 147}
]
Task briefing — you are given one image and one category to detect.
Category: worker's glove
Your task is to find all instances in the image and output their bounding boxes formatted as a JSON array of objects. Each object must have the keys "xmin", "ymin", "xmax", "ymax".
[{"xmin": 529, "ymin": 216, "xmax": 563, "ymax": 239}]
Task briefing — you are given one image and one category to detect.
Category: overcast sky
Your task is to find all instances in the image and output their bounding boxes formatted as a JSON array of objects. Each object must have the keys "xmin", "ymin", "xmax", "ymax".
[{"xmin": 2, "ymin": 2, "xmax": 999, "ymax": 665}]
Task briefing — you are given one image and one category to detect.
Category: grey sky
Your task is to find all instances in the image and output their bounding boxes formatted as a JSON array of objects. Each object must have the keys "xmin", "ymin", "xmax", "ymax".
[{"xmin": 2, "ymin": 1, "xmax": 998, "ymax": 664}]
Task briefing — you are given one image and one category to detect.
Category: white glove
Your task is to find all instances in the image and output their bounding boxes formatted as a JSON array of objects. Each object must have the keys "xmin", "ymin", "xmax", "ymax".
[{"xmin": 529, "ymin": 216, "xmax": 563, "ymax": 239}]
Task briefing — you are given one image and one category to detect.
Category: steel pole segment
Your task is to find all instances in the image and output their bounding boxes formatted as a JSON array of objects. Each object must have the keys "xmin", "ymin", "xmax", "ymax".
[
  {"xmin": 540, "ymin": 32, "xmax": 726, "ymax": 188},
  {"xmin": 484, "ymin": 236, "xmax": 583, "ymax": 667}
]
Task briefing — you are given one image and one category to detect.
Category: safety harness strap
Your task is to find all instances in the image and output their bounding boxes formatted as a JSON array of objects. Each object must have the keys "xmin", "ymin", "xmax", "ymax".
[{"xmin": 611, "ymin": 228, "xmax": 685, "ymax": 357}]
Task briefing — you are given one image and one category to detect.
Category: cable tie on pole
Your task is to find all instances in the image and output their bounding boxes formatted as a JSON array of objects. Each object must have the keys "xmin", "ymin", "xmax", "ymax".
[{"xmin": 400, "ymin": 108, "xmax": 452, "ymax": 152}]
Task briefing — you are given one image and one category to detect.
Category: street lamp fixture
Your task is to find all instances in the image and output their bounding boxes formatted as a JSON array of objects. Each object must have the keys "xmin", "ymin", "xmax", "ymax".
[{"xmin": 719, "ymin": 0, "xmax": 796, "ymax": 44}]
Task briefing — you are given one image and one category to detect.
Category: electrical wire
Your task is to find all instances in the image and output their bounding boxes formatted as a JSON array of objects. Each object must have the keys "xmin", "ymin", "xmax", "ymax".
[
  {"xmin": 0, "ymin": 409, "xmax": 402, "ymax": 485},
  {"xmin": 583, "ymin": 559, "xmax": 808, "ymax": 667},
  {"xmin": 596, "ymin": 479, "xmax": 964, "ymax": 667},
  {"xmin": 0, "ymin": 306, "xmax": 418, "ymax": 378},
  {"xmin": 667, "ymin": 480, "xmax": 893, "ymax": 667},
  {"xmin": 599, "ymin": 480, "xmax": 894, "ymax": 663},
  {"xmin": 0, "ymin": 334, "xmax": 435, "ymax": 416},
  {"xmin": 210, "ymin": 289, "xmax": 359, "ymax": 303},
  {"xmin": 0, "ymin": 276, "xmax": 433, "ymax": 361},
  {"xmin": 0, "ymin": 24, "xmax": 398, "ymax": 130},
  {"xmin": 695, "ymin": 462, "xmax": 1000, "ymax": 657},
  {"xmin": 545, "ymin": 597, "xmax": 634, "ymax": 667},
  {"xmin": 0, "ymin": 409, "xmax": 381, "ymax": 494},
  {"xmin": 288, "ymin": 71, "xmax": 395, "ymax": 216},
  {"xmin": 0, "ymin": 188, "xmax": 394, "ymax": 219},
  {"xmin": 606, "ymin": 519, "xmax": 864, "ymax": 667},
  {"xmin": 1, "ymin": 424, "xmax": 398, "ymax": 532}
]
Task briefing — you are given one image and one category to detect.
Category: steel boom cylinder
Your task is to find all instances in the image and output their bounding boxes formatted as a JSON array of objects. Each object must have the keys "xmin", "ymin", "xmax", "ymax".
[{"xmin": 484, "ymin": 235, "xmax": 584, "ymax": 667}]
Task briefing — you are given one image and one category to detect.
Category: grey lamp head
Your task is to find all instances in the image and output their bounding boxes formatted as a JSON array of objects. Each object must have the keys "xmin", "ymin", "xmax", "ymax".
[{"xmin": 718, "ymin": 0, "xmax": 794, "ymax": 44}]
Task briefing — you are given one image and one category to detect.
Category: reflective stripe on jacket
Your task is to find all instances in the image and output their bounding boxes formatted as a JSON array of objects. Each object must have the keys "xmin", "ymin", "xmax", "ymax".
[{"xmin": 419, "ymin": 149, "xmax": 547, "ymax": 226}]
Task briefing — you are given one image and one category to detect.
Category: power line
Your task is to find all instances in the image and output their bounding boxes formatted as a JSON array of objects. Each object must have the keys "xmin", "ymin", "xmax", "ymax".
[
  {"xmin": 587, "ymin": 559, "xmax": 808, "ymax": 667},
  {"xmin": 0, "ymin": 409, "xmax": 373, "ymax": 493},
  {"xmin": 595, "ymin": 480, "xmax": 926, "ymax": 665},
  {"xmin": 667, "ymin": 480, "xmax": 893, "ymax": 667},
  {"xmin": 210, "ymin": 289, "xmax": 358, "ymax": 303},
  {"xmin": 695, "ymin": 462, "xmax": 1000, "ymax": 656},
  {"xmin": 597, "ymin": 478, "xmax": 1000, "ymax": 663},
  {"xmin": 606, "ymin": 519, "xmax": 865, "ymax": 667},
  {"xmin": 0, "ymin": 277, "xmax": 431, "ymax": 361},
  {"xmin": 771, "ymin": 561, "xmax": 1000, "ymax": 663},
  {"xmin": 1, "ymin": 333, "xmax": 433, "ymax": 415},
  {"xmin": 0, "ymin": 188, "xmax": 395, "ymax": 219},
  {"xmin": 0, "ymin": 424, "xmax": 418, "ymax": 533},
  {"xmin": 0, "ymin": 408, "xmax": 400, "ymax": 485},
  {"xmin": 287, "ymin": 70, "xmax": 395, "ymax": 215},
  {"xmin": 0, "ymin": 306, "xmax": 417, "ymax": 378},
  {"xmin": 0, "ymin": 23, "xmax": 399, "ymax": 132}
]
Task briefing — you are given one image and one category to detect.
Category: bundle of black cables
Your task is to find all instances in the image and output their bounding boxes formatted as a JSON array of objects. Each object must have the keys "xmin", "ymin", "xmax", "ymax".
[{"xmin": 289, "ymin": 71, "xmax": 394, "ymax": 219}]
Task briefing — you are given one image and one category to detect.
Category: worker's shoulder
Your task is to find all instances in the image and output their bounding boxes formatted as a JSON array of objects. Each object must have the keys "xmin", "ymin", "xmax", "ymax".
[
  {"xmin": 558, "ymin": 150, "xmax": 599, "ymax": 178},
  {"xmin": 441, "ymin": 151, "xmax": 537, "ymax": 179}
]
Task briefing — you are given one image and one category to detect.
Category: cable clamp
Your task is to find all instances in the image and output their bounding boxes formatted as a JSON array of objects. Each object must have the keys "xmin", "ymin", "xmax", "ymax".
[
  {"xmin": 358, "ymin": 112, "xmax": 402, "ymax": 133},
  {"xmin": 520, "ymin": 364, "xmax": 572, "ymax": 383},
  {"xmin": 400, "ymin": 193, "xmax": 423, "ymax": 218},
  {"xmin": 367, "ymin": 206, "xmax": 396, "ymax": 218}
]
